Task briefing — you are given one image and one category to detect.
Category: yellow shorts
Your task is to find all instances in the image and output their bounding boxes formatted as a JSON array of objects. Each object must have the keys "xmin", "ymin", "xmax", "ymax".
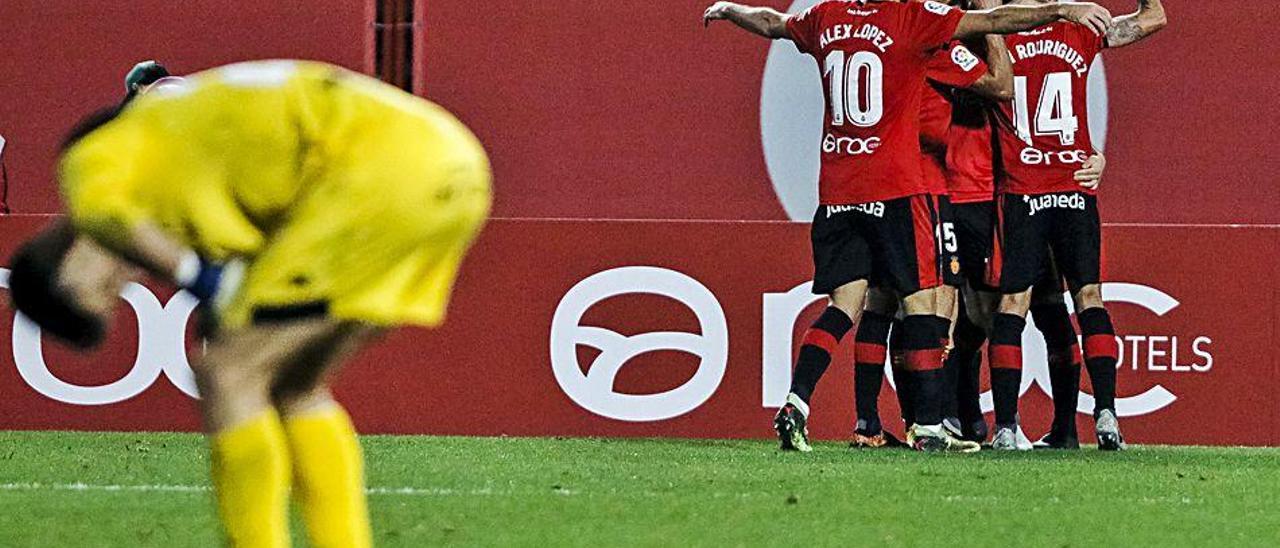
[{"xmin": 219, "ymin": 127, "xmax": 491, "ymax": 329}]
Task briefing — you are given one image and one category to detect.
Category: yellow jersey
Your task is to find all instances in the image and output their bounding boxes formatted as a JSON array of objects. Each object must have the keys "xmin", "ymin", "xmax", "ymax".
[
  {"xmin": 59, "ymin": 60, "xmax": 491, "ymax": 328},
  {"xmin": 62, "ymin": 59, "xmax": 485, "ymax": 260}
]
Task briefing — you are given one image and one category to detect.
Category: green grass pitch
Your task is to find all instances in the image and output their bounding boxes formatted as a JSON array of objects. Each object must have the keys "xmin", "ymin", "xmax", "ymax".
[{"xmin": 1, "ymin": 432, "xmax": 1277, "ymax": 547}]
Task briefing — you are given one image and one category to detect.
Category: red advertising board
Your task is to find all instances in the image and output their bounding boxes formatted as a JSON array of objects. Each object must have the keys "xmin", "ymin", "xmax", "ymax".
[
  {"xmin": 0, "ymin": 0, "xmax": 371, "ymax": 214},
  {"xmin": 1, "ymin": 216, "xmax": 1276, "ymax": 446}
]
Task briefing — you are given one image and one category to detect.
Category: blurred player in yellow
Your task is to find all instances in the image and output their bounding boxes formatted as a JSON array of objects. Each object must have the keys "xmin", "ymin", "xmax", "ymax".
[{"xmin": 10, "ymin": 59, "xmax": 490, "ymax": 547}]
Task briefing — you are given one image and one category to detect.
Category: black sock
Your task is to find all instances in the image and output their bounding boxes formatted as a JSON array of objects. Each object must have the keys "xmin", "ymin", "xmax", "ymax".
[
  {"xmin": 1078, "ymin": 307, "xmax": 1119, "ymax": 416},
  {"xmin": 891, "ymin": 365, "xmax": 915, "ymax": 426},
  {"xmin": 887, "ymin": 319, "xmax": 915, "ymax": 425},
  {"xmin": 1049, "ymin": 359, "xmax": 1081, "ymax": 433},
  {"xmin": 949, "ymin": 307, "xmax": 987, "ymax": 425},
  {"xmin": 788, "ymin": 307, "xmax": 854, "ymax": 405},
  {"xmin": 1032, "ymin": 302, "xmax": 1081, "ymax": 433},
  {"xmin": 989, "ymin": 313, "xmax": 1026, "ymax": 428},
  {"xmin": 933, "ymin": 316, "xmax": 958, "ymax": 419},
  {"xmin": 854, "ymin": 312, "xmax": 892, "ymax": 433},
  {"xmin": 903, "ymin": 315, "xmax": 945, "ymax": 426}
]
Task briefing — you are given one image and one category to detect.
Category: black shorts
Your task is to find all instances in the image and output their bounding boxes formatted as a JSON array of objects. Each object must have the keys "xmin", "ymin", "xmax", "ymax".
[
  {"xmin": 935, "ymin": 195, "xmax": 963, "ymax": 288},
  {"xmin": 811, "ymin": 194, "xmax": 946, "ymax": 296},
  {"xmin": 990, "ymin": 192, "xmax": 1101, "ymax": 294},
  {"xmin": 951, "ymin": 200, "xmax": 996, "ymax": 291}
]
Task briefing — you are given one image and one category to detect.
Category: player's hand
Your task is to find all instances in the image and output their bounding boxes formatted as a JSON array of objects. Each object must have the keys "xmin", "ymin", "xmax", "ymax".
[
  {"xmin": 967, "ymin": 0, "xmax": 1001, "ymax": 9},
  {"xmin": 1074, "ymin": 153, "xmax": 1107, "ymax": 190},
  {"xmin": 1058, "ymin": 2, "xmax": 1113, "ymax": 36},
  {"xmin": 703, "ymin": 2, "xmax": 738, "ymax": 27}
]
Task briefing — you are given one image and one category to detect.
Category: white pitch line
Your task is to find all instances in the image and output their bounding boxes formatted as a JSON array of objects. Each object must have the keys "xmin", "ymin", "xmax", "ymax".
[
  {"xmin": 0, "ymin": 482, "xmax": 560, "ymax": 497},
  {"xmin": 0, "ymin": 483, "xmax": 1205, "ymax": 505},
  {"xmin": 0, "ymin": 482, "xmax": 208, "ymax": 493}
]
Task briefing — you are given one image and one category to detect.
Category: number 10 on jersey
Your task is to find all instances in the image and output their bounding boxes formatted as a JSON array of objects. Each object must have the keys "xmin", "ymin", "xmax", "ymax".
[{"xmin": 824, "ymin": 51, "xmax": 884, "ymax": 127}]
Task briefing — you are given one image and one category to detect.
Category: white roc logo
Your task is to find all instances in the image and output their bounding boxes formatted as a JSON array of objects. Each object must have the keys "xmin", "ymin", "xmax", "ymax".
[
  {"xmin": 0, "ymin": 268, "xmax": 201, "ymax": 405},
  {"xmin": 549, "ymin": 267, "xmax": 729, "ymax": 422}
]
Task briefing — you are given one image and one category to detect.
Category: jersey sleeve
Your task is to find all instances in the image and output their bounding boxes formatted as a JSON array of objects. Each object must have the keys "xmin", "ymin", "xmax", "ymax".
[
  {"xmin": 926, "ymin": 42, "xmax": 987, "ymax": 88},
  {"xmin": 785, "ymin": 1, "xmax": 827, "ymax": 56},
  {"xmin": 904, "ymin": 1, "xmax": 965, "ymax": 54},
  {"xmin": 59, "ymin": 126, "xmax": 148, "ymax": 253},
  {"xmin": 1072, "ymin": 21, "xmax": 1106, "ymax": 56},
  {"xmin": 60, "ymin": 116, "xmax": 265, "ymax": 262}
]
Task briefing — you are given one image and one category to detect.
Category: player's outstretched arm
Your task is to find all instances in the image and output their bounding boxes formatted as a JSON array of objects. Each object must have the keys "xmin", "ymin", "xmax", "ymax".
[
  {"xmin": 1105, "ymin": 0, "xmax": 1167, "ymax": 49},
  {"xmin": 964, "ymin": 0, "xmax": 1015, "ymax": 102},
  {"xmin": 702, "ymin": 2, "xmax": 791, "ymax": 40},
  {"xmin": 954, "ymin": 2, "xmax": 1112, "ymax": 40}
]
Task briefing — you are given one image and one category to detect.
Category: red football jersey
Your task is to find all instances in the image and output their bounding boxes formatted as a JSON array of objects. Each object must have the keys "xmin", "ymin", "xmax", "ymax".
[
  {"xmin": 945, "ymin": 91, "xmax": 996, "ymax": 203},
  {"xmin": 920, "ymin": 41, "xmax": 987, "ymax": 196},
  {"xmin": 787, "ymin": 0, "xmax": 964, "ymax": 205},
  {"xmin": 994, "ymin": 23, "xmax": 1103, "ymax": 195}
]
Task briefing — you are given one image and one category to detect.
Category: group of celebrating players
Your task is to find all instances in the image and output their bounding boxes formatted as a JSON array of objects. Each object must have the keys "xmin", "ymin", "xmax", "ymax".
[
  {"xmin": 705, "ymin": 0, "xmax": 1167, "ymax": 452},
  {"xmin": 0, "ymin": 1, "xmax": 1172, "ymax": 544}
]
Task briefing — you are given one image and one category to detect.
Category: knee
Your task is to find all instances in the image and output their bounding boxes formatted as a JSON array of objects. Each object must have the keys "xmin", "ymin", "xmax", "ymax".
[
  {"xmin": 998, "ymin": 291, "xmax": 1032, "ymax": 316},
  {"xmin": 934, "ymin": 286, "xmax": 958, "ymax": 315},
  {"xmin": 827, "ymin": 297, "xmax": 860, "ymax": 321},
  {"xmin": 1073, "ymin": 284, "xmax": 1104, "ymax": 311},
  {"xmin": 193, "ymin": 359, "xmax": 273, "ymax": 404},
  {"xmin": 828, "ymin": 281, "xmax": 868, "ymax": 319},
  {"xmin": 273, "ymin": 383, "xmax": 335, "ymax": 417},
  {"xmin": 900, "ymin": 289, "xmax": 934, "ymax": 316},
  {"xmin": 271, "ymin": 362, "xmax": 333, "ymax": 415}
]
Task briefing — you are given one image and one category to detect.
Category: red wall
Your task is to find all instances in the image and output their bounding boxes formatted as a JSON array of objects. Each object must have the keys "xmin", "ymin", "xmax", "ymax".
[
  {"xmin": 0, "ymin": 0, "xmax": 372, "ymax": 214},
  {"xmin": 4, "ymin": 2, "xmax": 1276, "ymax": 223},
  {"xmin": 1, "ymin": 216, "xmax": 1276, "ymax": 446},
  {"xmin": 423, "ymin": 0, "xmax": 1280, "ymax": 224}
]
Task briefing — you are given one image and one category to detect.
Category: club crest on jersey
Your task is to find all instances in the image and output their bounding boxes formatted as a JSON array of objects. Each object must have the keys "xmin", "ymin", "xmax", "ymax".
[
  {"xmin": 950, "ymin": 257, "xmax": 961, "ymax": 276},
  {"xmin": 1024, "ymin": 193, "xmax": 1087, "ymax": 216},
  {"xmin": 923, "ymin": 1, "xmax": 952, "ymax": 16},
  {"xmin": 951, "ymin": 46, "xmax": 980, "ymax": 72}
]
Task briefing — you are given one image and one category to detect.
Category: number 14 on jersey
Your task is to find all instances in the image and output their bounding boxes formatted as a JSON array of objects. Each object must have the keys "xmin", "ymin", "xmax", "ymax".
[{"xmin": 1013, "ymin": 71, "xmax": 1079, "ymax": 146}]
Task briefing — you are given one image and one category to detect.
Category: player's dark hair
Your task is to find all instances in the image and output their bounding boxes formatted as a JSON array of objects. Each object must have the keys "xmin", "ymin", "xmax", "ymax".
[
  {"xmin": 7, "ymin": 222, "xmax": 106, "ymax": 349},
  {"xmin": 123, "ymin": 60, "xmax": 170, "ymax": 104},
  {"xmin": 60, "ymin": 105, "xmax": 124, "ymax": 152}
]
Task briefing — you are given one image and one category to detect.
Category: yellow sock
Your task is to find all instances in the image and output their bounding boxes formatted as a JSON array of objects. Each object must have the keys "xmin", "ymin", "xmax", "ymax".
[
  {"xmin": 210, "ymin": 410, "xmax": 291, "ymax": 548},
  {"xmin": 283, "ymin": 405, "xmax": 372, "ymax": 548}
]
